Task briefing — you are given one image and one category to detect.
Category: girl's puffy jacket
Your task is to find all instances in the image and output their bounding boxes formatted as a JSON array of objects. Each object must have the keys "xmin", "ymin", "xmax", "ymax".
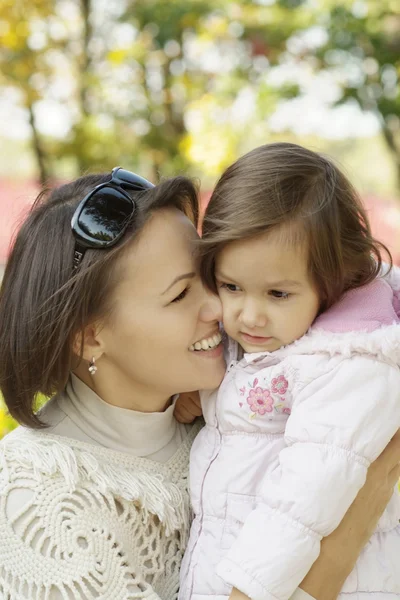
[{"xmin": 179, "ymin": 273, "xmax": 400, "ymax": 600}]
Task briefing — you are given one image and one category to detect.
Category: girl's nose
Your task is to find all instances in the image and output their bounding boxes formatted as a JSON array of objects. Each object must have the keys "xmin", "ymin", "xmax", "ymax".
[{"xmin": 239, "ymin": 299, "xmax": 267, "ymax": 329}]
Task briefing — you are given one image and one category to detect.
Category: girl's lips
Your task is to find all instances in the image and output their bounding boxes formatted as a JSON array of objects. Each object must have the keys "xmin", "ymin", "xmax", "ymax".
[{"xmin": 240, "ymin": 332, "xmax": 272, "ymax": 345}]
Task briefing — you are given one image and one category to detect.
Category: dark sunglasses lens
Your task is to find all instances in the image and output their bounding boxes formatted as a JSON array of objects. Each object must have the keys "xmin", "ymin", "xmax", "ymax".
[
  {"xmin": 78, "ymin": 187, "xmax": 134, "ymax": 242},
  {"xmin": 114, "ymin": 168, "xmax": 154, "ymax": 190}
]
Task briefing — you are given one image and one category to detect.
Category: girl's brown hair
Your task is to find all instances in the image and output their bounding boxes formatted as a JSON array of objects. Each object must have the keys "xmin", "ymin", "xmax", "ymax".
[
  {"xmin": 0, "ymin": 172, "xmax": 198, "ymax": 428},
  {"xmin": 200, "ymin": 142, "xmax": 391, "ymax": 311}
]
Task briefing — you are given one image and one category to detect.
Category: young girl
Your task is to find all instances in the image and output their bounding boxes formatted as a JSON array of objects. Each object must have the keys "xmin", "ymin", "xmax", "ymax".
[{"xmin": 178, "ymin": 143, "xmax": 400, "ymax": 600}]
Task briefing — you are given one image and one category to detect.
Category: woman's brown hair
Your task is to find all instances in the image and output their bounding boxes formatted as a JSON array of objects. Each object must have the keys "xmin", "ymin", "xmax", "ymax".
[
  {"xmin": 0, "ymin": 172, "xmax": 198, "ymax": 428},
  {"xmin": 200, "ymin": 142, "xmax": 391, "ymax": 311}
]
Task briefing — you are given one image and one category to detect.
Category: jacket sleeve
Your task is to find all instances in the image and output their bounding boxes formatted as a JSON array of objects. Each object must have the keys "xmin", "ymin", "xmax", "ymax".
[{"xmin": 217, "ymin": 356, "xmax": 400, "ymax": 600}]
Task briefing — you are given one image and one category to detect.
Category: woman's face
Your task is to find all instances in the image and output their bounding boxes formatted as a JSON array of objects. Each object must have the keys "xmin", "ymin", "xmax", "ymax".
[{"xmin": 95, "ymin": 208, "xmax": 225, "ymax": 410}]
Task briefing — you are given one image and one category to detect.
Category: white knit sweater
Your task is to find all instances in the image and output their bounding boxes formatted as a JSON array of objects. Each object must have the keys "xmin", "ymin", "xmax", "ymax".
[
  {"xmin": 0, "ymin": 375, "xmax": 200, "ymax": 600},
  {"xmin": 0, "ymin": 375, "xmax": 314, "ymax": 600}
]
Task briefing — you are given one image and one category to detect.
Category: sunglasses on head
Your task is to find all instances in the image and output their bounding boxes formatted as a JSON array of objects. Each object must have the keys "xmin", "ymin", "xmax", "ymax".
[{"xmin": 71, "ymin": 167, "xmax": 155, "ymax": 271}]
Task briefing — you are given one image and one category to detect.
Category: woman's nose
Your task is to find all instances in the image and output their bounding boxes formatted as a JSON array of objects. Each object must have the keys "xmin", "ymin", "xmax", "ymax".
[{"xmin": 199, "ymin": 287, "xmax": 222, "ymax": 323}]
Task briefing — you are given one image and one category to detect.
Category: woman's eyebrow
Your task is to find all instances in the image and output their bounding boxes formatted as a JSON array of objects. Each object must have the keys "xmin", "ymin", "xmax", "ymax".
[{"xmin": 162, "ymin": 272, "xmax": 196, "ymax": 295}]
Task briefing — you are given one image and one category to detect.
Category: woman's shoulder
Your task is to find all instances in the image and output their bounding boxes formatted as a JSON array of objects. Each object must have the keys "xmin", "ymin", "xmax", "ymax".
[
  {"xmin": 0, "ymin": 425, "xmax": 194, "ymax": 599},
  {"xmin": 1, "ymin": 422, "xmax": 201, "ymax": 532},
  {"xmin": 1, "ymin": 421, "xmax": 201, "ymax": 478}
]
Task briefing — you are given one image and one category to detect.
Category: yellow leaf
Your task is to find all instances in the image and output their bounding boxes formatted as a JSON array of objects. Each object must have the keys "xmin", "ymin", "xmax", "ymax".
[{"xmin": 107, "ymin": 49, "xmax": 128, "ymax": 65}]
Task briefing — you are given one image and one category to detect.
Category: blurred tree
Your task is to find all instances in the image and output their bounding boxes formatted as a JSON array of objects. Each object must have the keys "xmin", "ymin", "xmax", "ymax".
[
  {"xmin": 3, "ymin": 0, "xmax": 398, "ymax": 187},
  {"xmin": 0, "ymin": 0, "xmax": 129, "ymax": 179},
  {"xmin": 119, "ymin": 0, "xmax": 217, "ymax": 178},
  {"xmin": 0, "ymin": 0, "xmax": 317, "ymax": 181},
  {"xmin": 275, "ymin": 0, "xmax": 400, "ymax": 188},
  {"xmin": 0, "ymin": 0, "xmax": 56, "ymax": 184},
  {"xmin": 118, "ymin": 0, "xmax": 315, "ymax": 178},
  {"xmin": 322, "ymin": 2, "xmax": 400, "ymax": 188}
]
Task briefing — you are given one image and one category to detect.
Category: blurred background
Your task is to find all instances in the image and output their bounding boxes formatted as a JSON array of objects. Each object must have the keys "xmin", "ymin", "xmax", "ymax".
[{"xmin": 0, "ymin": 0, "xmax": 400, "ymax": 436}]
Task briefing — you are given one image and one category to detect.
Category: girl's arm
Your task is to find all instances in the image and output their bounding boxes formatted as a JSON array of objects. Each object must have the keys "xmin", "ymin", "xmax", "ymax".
[
  {"xmin": 230, "ymin": 429, "xmax": 400, "ymax": 600},
  {"xmin": 299, "ymin": 429, "xmax": 400, "ymax": 600},
  {"xmin": 219, "ymin": 357, "xmax": 400, "ymax": 600}
]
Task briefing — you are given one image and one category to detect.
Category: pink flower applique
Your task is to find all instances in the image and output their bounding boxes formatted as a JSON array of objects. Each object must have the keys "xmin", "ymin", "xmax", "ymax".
[
  {"xmin": 271, "ymin": 374, "xmax": 288, "ymax": 396},
  {"xmin": 239, "ymin": 386, "xmax": 246, "ymax": 396},
  {"xmin": 247, "ymin": 387, "xmax": 273, "ymax": 416},
  {"xmin": 282, "ymin": 407, "xmax": 291, "ymax": 415}
]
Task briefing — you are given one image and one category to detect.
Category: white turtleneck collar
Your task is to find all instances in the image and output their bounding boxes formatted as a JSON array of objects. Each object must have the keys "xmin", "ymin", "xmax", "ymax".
[{"xmin": 39, "ymin": 374, "xmax": 187, "ymax": 462}]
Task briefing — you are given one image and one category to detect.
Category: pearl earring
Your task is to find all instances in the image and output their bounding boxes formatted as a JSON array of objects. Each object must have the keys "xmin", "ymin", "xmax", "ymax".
[{"xmin": 88, "ymin": 357, "xmax": 97, "ymax": 375}]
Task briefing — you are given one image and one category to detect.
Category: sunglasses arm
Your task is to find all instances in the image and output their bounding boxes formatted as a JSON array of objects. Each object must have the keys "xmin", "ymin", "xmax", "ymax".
[{"xmin": 72, "ymin": 243, "xmax": 86, "ymax": 271}]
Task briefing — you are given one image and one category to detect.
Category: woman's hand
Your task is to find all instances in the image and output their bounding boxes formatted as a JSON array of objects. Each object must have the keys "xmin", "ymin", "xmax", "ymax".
[
  {"xmin": 229, "ymin": 588, "xmax": 250, "ymax": 600},
  {"xmin": 299, "ymin": 430, "xmax": 400, "ymax": 600},
  {"xmin": 174, "ymin": 391, "xmax": 202, "ymax": 423}
]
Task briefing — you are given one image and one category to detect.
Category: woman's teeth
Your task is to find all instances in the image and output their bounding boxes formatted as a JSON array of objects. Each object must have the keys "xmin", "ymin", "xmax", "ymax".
[{"xmin": 189, "ymin": 332, "xmax": 222, "ymax": 352}]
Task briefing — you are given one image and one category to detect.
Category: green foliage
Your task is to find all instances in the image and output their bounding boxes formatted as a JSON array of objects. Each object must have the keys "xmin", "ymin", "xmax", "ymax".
[
  {"xmin": 0, "ymin": 392, "xmax": 49, "ymax": 439},
  {"xmin": 0, "ymin": 403, "xmax": 17, "ymax": 438},
  {"xmin": 0, "ymin": 0, "xmax": 399, "ymax": 186},
  {"xmin": 285, "ymin": 1, "xmax": 400, "ymax": 184}
]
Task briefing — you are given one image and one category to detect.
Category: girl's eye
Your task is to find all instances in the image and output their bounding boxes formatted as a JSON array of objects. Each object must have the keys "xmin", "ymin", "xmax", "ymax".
[
  {"xmin": 171, "ymin": 286, "xmax": 191, "ymax": 303},
  {"xmin": 269, "ymin": 290, "xmax": 290, "ymax": 300},
  {"xmin": 220, "ymin": 283, "xmax": 241, "ymax": 292}
]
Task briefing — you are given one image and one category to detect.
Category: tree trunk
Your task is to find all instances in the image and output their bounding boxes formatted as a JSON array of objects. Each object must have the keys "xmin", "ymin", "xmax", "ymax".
[
  {"xmin": 75, "ymin": 0, "xmax": 93, "ymax": 173},
  {"xmin": 79, "ymin": 0, "xmax": 92, "ymax": 118},
  {"xmin": 382, "ymin": 123, "xmax": 400, "ymax": 193},
  {"xmin": 162, "ymin": 60, "xmax": 185, "ymax": 137},
  {"xmin": 27, "ymin": 101, "xmax": 49, "ymax": 186}
]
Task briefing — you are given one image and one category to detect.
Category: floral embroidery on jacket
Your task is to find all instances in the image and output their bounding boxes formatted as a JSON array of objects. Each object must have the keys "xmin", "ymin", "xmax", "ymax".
[
  {"xmin": 271, "ymin": 375, "xmax": 288, "ymax": 395},
  {"xmin": 239, "ymin": 375, "xmax": 291, "ymax": 419},
  {"xmin": 246, "ymin": 387, "xmax": 273, "ymax": 416}
]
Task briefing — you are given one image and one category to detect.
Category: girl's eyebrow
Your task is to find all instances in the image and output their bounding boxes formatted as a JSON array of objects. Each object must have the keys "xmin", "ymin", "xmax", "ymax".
[
  {"xmin": 162, "ymin": 272, "xmax": 195, "ymax": 295},
  {"xmin": 266, "ymin": 279, "xmax": 302, "ymax": 288},
  {"xmin": 216, "ymin": 271, "xmax": 302, "ymax": 289},
  {"xmin": 215, "ymin": 271, "xmax": 237, "ymax": 282}
]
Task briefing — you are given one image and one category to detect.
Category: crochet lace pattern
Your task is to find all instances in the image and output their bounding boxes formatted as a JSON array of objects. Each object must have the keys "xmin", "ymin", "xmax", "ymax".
[{"xmin": 0, "ymin": 422, "xmax": 201, "ymax": 599}]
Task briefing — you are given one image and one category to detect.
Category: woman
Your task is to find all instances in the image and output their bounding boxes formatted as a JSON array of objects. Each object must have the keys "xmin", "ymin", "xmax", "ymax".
[{"xmin": 0, "ymin": 168, "xmax": 399, "ymax": 600}]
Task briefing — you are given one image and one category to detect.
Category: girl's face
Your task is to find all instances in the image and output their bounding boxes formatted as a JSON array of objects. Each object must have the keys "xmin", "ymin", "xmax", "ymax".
[
  {"xmin": 215, "ymin": 227, "xmax": 320, "ymax": 353},
  {"xmin": 94, "ymin": 208, "xmax": 225, "ymax": 411}
]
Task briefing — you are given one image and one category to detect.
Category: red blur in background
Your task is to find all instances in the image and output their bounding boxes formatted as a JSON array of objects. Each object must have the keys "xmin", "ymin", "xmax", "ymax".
[{"xmin": 1, "ymin": 182, "xmax": 400, "ymax": 267}]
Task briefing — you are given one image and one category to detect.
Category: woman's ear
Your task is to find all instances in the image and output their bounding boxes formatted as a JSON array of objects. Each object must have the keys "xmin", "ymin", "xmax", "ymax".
[{"xmin": 72, "ymin": 323, "xmax": 105, "ymax": 363}]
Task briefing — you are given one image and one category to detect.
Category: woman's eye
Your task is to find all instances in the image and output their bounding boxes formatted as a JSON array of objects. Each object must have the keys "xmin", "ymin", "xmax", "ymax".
[
  {"xmin": 270, "ymin": 290, "xmax": 290, "ymax": 300},
  {"xmin": 171, "ymin": 286, "xmax": 190, "ymax": 303},
  {"xmin": 220, "ymin": 283, "xmax": 241, "ymax": 292}
]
